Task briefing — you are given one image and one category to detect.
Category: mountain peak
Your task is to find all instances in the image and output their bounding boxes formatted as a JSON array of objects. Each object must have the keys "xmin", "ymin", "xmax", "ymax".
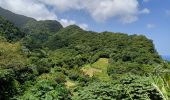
[
  {"xmin": 0, "ymin": 7, "xmax": 35, "ymax": 27},
  {"xmin": 0, "ymin": 7, "xmax": 63, "ymax": 34},
  {"xmin": 65, "ymin": 25, "xmax": 82, "ymax": 30}
]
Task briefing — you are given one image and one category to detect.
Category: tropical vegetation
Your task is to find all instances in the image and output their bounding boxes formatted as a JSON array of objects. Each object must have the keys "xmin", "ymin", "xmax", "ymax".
[{"xmin": 0, "ymin": 7, "xmax": 170, "ymax": 100}]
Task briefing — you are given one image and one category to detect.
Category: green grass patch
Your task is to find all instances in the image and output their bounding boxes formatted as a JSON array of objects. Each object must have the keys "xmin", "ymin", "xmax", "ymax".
[
  {"xmin": 65, "ymin": 79, "xmax": 77, "ymax": 88},
  {"xmin": 81, "ymin": 58, "xmax": 111, "ymax": 81}
]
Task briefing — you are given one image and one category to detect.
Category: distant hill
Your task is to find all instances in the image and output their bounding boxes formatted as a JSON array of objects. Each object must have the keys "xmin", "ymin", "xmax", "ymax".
[
  {"xmin": 0, "ymin": 7, "xmax": 63, "ymax": 34},
  {"xmin": 0, "ymin": 7, "xmax": 162, "ymax": 65},
  {"xmin": 46, "ymin": 25, "xmax": 162, "ymax": 65},
  {"xmin": 22, "ymin": 19, "xmax": 63, "ymax": 34},
  {"xmin": 162, "ymin": 55, "xmax": 170, "ymax": 61},
  {"xmin": 0, "ymin": 7, "xmax": 35, "ymax": 28}
]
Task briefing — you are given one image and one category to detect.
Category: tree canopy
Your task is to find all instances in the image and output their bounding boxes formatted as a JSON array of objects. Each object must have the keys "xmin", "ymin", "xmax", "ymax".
[{"xmin": 0, "ymin": 10, "xmax": 169, "ymax": 99}]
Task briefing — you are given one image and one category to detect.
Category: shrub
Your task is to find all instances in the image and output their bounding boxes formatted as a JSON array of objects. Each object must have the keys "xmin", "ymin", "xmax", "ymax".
[
  {"xmin": 17, "ymin": 80, "xmax": 71, "ymax": 100},
  {"xmin": 73, "ymin": 75, "xmax": 162, "ymax": 100},
  {"xmin": 55, "ymin": 72, "xmax": 66, "ymax": 84}
]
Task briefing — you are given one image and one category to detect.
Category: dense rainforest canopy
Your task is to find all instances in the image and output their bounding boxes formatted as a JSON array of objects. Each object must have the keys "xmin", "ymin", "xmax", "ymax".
[{"xmin": 0, "ymin": 7, "xmax": 170, "ymax": 100}]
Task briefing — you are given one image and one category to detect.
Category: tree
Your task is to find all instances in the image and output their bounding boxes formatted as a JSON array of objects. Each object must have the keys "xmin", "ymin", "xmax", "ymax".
[
  {"xmin": 17, "ymin": 80, "xmax": 71, "ymax": 100},
  {"xmin": 73, "ymin": 75, "xmax": 162, "ymax": 100}
]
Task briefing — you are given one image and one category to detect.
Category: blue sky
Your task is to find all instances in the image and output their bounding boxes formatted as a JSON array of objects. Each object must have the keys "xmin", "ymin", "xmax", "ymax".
[{"xmin": 0, "ymin": 0, "xmax": 169, "ymax": 55}]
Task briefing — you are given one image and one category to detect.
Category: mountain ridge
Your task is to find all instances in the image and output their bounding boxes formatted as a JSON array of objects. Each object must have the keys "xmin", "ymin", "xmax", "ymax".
[
  {"xmin": 0, "ymin": 7, "xmax": 35, "ymax": 28},
  {"xmin": 0, "ymin": 6, "xmax": 169, "ymax": 100},
  {"xmin": 0, "ymin": 7, "xmax": 63, "ymax": 34}
]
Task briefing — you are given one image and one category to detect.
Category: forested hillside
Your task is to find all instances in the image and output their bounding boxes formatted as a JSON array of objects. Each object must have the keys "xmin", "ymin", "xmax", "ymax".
[
  {"xmin": 0, "ymin": 7, "xmax": 35, "ymax": 28},
  {"xmin": 0, "ymin": 7, "xmax": 63, "ymax": 34},
  {"xmin": 0, "ymin": 7, "xmax": 170, "ymax": 100},
  {"xmin": 0, "ymin": 16, "xmax": 25, "ymax": 41}
]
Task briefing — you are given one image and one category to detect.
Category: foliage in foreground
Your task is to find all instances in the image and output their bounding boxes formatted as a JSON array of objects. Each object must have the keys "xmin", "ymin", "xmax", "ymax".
[
  {"xmin": 73, "ymin": 75, "xmax": 162, "ymax": 100},
  {"xmin": 0, "ymin": 13, "xmax": 169, "ymax": 100},
  {"xmin": 17, "ymin": 80, "xmax": 71, "ymax": 100},
  {"xmin": 0, "ymin": 16, "xmax": 25, "ymax": 41}
]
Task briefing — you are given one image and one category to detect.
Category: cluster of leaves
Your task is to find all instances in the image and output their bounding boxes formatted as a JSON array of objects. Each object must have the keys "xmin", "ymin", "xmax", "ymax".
[
  {"xmin": 17, "ymin": 79, "xmax": 71, "ymax": 100},
  {"xmin": 0, "ymin": 37, "xmax": 28, "ymax": 99},
  {"xmin": 149, "ymin": 64, "xmax": 170, "ymax": 100},
  {"xmin": 0, "ymin": 16, "xmax": 25, "ymax": 41},
  {"xmin": 73, "ymin": 75, "xmax": 162, "ymax": 100},
  {"xmin": 107, "ymin": 62, "xmax": 159, "ymax": 78},
  {"xmin": 0, "ymin": 11, "xmax": 169, "ymax": 100},
  {"xmin": 48, "ymin": 48, "xmax": 89, "ymax": 68},
  {"xmin": 0, "ymin": 69, "xmax": 17, "ymax": 99},
  {"xmin": 0, "ymin": 37, "xmax": 27, "ymax": 69}
]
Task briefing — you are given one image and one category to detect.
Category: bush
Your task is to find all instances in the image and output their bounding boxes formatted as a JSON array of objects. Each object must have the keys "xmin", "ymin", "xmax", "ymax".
[
  {"xmin": 17, "ymin": 80, "xmax": 71, "ymax": 100},
  {"xmin": 0, "ymin": 69, "xmax": 18, "ymax": 99},
  {"xmin": 55, "ymin": 72, "xmax": 66, "ymax": 84},
  {"xmin": 37, "ymin": 72, "xmax": 66, "ymax": 84},
  {"xmin": 107, "ymin": 62, "xmax": 157, "ymax": 78},
  {"xmin": 68, "ymin": 70, "xmax": 80, "ymax": 81},
  {"xmin": 73, "ymin": 75, "xmax": 162, "ymax": 100}
]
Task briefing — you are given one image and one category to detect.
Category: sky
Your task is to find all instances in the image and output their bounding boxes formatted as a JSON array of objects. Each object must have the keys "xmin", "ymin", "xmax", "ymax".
[{"xmin": 0, "ymin": 0, "xmax": 169, "ymax": 55}]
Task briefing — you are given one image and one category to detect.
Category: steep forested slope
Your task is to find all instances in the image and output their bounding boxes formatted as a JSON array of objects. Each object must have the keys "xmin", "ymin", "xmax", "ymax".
[
  {"xmin": 0, "ymin": 7, "xmax": 35, "ymax": 28},
  {"xmin": 0, "ymin": 9, "xmax": 170, "ymax": 100},
  {"xmin": 46, "ymin": 25, "xmax": 161, "ymax": 66},
  {"xmin": 0, "ymin": 16, "xmax": 25, "ymax": 41},
  {"xmin": 0, "ymin": 37, "xmax": 28, "ymax": 99},
  {"xmin": 0, "ymin": 7, "xmax": 63, "ymax": 35},
  {"xmin": 22, "ymin": 20, "xmax": 63, "ymax": 34}
]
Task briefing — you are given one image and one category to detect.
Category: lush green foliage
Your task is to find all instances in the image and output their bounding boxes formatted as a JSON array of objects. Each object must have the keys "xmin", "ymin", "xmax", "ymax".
[
  {"xmin": 0, "ymin": 16, "xmax": 25, "ymax": 41},
  {"xmin": 0, "ymin": 37, "xmax": 27, "ymax": 99},
  {"xmin": 0, "ymin": 37, "xmax": 27, "ymax": 70},
  {"xmin": 0, "ymin": 10, "xmax": 169, "ymax": 100},
  {"xmin": 47, "ymin": 25, "xmax": 161, "ymax": 65},
  {"xmin": 17, "ymin": 80, "xmax": 71, "ymax": 100},
  {"xmin": 22, "ymin": 20, "xmax": 63, "ymax": 34},
  {"xmin": 0, "ymin": 7, "xmax": 34, "ymax": 28},
  {"xmin": 73, "ymin": 75, "xmax": 162, "ymax": 100},
  {"xmin": 21, "ymin": 20, "xmax": 63, "ymax": 50}
]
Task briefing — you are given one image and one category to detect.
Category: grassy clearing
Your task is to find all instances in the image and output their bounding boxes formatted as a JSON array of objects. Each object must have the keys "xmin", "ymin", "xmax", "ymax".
[
  {"xmin": 81, "ymin": 65, "xmax": 102, "ymax": 77},
  {"xmin": 81, "ymin": 58, "xmax": 111, "ymax": 81}
]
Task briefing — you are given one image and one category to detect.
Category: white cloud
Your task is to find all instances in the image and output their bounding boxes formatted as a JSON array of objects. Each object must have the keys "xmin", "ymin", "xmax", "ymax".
[
  {"xmin": 39, "ymin": 0, "xmax": 82, "ymax": 12},
  {"xmin": 140, "ymin": 8, "xmax": 150, "ymax": 14},
  {"xmin": 59, "ymin": 19, "xmax": 76, "ymax": 27},
  {"xmin": 0, "ymin": 0, "xmax": 148, "ymax": 25},
  {"xmin": 0, "ymin": 0, "xmax": 57, "ymax": 20},
  {"xmin": 39, "ymin": 0, "xmax": 146, "ymax": 24},
  {"xmin": 0, "ymin": 0, "xmax": 88, "ymax": 30},
  {"xmin": 147, "ymin": 24, "xmax": 155, "ymax": 29},
  {"xmin": 85, "ymin": 0, "xmax": 139, "ymax": 23},
  {"xmin": 78, "ymin": 23, "xmax": 88, "ymax": 30},
  {"xmin": 59, "ymin": 19, "xmax": 88, "ymax": 30}
]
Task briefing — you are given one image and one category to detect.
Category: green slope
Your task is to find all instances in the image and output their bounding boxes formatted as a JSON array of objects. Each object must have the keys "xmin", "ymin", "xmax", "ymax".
[
  {"xmin": 47, "ymin": 25, "xmax": 162, "ymax": 65},
  {"xmin": 22, "ymin": 20, "xmax": 63, "ymax": 34},
  {"xmin": 0, "ymin": 16, "xmax": 25, "ymax": 41},
  {"xmin": 0, "ymin": 7, "xmax": 35, "ymax": 28},
  {"xmin": 0, "ymin": 7, "xmax": 63, "ymax": 35}
]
